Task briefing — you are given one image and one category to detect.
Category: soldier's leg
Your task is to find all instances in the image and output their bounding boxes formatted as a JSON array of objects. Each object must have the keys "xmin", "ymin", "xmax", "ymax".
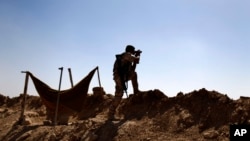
[
  {"xmin": 108, "ymin": 79, "xmax": 123, "ymax": 119},
  {"xmin": 131, "ymin": 71, "xmax": 140, "ymax": 94}
]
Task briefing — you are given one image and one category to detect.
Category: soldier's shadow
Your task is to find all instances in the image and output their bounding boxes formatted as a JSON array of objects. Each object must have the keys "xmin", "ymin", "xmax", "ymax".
[{"xmin": 95, "ymin": 119, "xmax": 127, "ymax": 141}]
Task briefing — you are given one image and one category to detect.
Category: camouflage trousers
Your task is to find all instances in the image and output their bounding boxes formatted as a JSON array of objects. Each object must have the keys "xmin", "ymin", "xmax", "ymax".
[{"xmin": 108, "ymin": 71, "xmax": 139, "ymax": 119}]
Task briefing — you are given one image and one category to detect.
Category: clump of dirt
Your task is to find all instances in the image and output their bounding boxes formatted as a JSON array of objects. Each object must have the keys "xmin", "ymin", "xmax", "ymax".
[{"xmin": 0, "ymin": 88, "xmax": 249, "ymax": 141}]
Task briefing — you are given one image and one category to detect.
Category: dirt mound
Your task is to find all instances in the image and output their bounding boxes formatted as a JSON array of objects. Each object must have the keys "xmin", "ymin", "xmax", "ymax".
[{"xmin": 0, "ymin": 88, "xmax": 249, "ymax": 140}]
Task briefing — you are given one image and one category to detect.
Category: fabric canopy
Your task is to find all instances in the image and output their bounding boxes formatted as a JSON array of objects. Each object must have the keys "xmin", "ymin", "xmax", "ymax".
[{"xmin": 28, "ymin": 67, "xmax": 97, "ymax": 112}]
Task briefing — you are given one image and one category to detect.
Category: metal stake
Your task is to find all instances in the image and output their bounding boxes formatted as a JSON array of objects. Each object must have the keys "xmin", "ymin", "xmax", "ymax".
[
  {"xmin": 54, "ymin": 67, "xmax": 63, "ymax": 126},
  {"xmin": 68, "ymin": 68, "xmax": 74, "ymax": 87},
  {"xmin": 19, "ymin": 71, "xmax": 29, "ymax": 124},
  {"xmin": 97, "ymin": 67, "xmax": 102, "ymax": 87}
]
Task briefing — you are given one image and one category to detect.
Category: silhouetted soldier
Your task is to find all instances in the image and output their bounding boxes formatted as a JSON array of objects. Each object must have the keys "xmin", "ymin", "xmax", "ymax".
[{"xmin": 108, "ymin": 45, "xmax": 142, "ymax": 120}]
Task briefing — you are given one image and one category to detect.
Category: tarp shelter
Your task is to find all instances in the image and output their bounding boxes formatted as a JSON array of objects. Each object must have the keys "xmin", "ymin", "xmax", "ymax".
[{"xmin": 28, "ymin": 67, "xmax": 97, "ymax": 112}]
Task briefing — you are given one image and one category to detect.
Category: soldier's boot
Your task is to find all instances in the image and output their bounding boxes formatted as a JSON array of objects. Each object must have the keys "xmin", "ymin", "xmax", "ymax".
[{"xmin": 108, "ymin": 95, "xmax": 122, "ymax": 120}]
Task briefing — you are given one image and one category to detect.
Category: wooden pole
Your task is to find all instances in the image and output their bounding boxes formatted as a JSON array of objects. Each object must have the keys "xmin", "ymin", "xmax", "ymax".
[
  {"xmin": 97, "ymin": 67, "xmax": 102, "ymax": 87},
  {"xmin": 54, "ymin": 67, "xmax": 63, "ymax": 126},
  {"xmin": 19, "ymin": 71, "xmax": 29, "ymax": 124},
  {"xmin": 68, "ymin": 68, "xmax": 74, "ymax": 88}
]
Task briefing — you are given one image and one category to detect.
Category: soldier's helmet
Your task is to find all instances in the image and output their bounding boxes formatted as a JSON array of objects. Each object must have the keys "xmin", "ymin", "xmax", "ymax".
[{"xmin": 125, "ymin": 45, "xmax": 135, "ymax": 53}]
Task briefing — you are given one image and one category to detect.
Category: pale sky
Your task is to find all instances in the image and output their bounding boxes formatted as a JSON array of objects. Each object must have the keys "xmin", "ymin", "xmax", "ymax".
[{"xmin": 0, "ymin": 0, "xmax": 249, "ymax": 99}]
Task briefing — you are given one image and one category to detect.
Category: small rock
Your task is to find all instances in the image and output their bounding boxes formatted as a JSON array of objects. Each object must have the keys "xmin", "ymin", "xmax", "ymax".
[
  {"xmin": 16, "ymin": 131, "xmax": 32, "ymax": 140},
  {"xmin": 25, "ymin": 111, "xmax": 39, "ymax": 117},
  {"xmin": 49, "ymin": 132, "xmax": 57, "ymax": 141},
  {"xmin": 43, "ymin": 120, "xmax": 52, "ymax": 125},
  {"xmin": 22, "ymin": 116, "xmax": 32, "ymax": 125},
  {"xmin": 93, "ymin": 87, "xmax": 105, "ymax": 96},
  {"xmin": 203, "ymin": 130, "xmax": 219, "ymax": 139}
]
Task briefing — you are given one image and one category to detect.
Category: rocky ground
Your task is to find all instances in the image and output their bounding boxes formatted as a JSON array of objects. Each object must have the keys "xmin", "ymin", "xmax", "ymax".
[{"xmin": 0, "ymin": 88, "xmax": 250, "ymax": 141}]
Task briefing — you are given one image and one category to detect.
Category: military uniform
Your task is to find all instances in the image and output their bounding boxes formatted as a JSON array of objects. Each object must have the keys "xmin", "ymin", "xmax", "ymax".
[{"xmin": 108, "ymin": 50, "xmax": 140, "ymax": 120}]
